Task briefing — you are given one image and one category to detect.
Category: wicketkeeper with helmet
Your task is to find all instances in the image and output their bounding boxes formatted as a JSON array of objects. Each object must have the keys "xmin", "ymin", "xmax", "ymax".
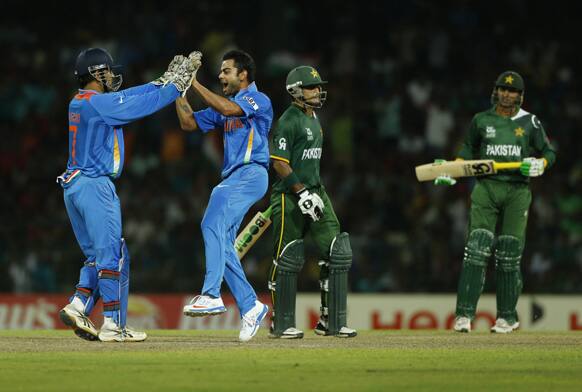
[
  {"xmin": 268, "ymin": 66, "xmax": 356, "ymax": 338},
  {"xmin": 58, "ymin": 48, "xmax": 201, "ymax": 342},
  {"xmin": 434, "ymin": 71, "xmax": 556, "ymax": 333}
]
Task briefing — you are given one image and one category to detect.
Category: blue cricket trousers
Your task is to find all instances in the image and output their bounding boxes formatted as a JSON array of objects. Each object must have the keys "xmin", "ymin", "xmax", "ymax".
[
  {"xmin": 62, "ymin": 174, "xmax": 129, "ymax": 326},
  {"xmin": 200, "ymin": 163, "xmax": 268, "ymax": 315}
]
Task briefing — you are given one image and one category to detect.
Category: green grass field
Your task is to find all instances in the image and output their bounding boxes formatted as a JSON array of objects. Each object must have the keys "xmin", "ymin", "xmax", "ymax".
[{"xmin": 1, "ymin": 330, "xmax": 581, "ymax": 391}]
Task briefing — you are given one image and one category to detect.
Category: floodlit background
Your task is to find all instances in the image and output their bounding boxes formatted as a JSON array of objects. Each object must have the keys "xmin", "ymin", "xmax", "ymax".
[{"xmin": 1, "ymin": 0, "xmax": 580, "ymax": 301}]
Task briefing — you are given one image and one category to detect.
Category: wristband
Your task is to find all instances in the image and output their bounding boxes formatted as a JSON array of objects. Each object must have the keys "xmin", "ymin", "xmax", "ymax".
[{"xmin": 283, "ymin": 172, "xmax": 301, "ymax": 190}]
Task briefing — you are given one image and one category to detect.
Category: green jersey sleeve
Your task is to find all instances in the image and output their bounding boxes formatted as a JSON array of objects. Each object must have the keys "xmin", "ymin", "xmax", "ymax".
[
  {"xmin": 270, "ymin": 117, "xmax": 295, "ymax": 164},
  {"xmin": 457, "ymin": 115, "xmax": 480, "ymax": 160},
  {"xmin": 530, "ymin": 116, "xmax": 556, "ymax": 169}
]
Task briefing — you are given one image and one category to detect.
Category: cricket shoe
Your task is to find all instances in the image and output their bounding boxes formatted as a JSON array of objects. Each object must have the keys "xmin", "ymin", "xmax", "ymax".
[
  {"xmin": 269, "ymin": 327, "xmax": 304, "ymax": 339},
  {"xmin": 239, "ymin": 300, "xmax": 269, "ymax": 342},
  {"xmin": 314, "ymin": 318, "xmax": 357, "ymax": 338},
  {"xmin": 59, "ymin": 304, "xmax": 99, "ymax": 341},
  {"xmin": 491, "ymin": 318, "xmax": 519, "ymax": 334},
  {"xmin": 454, "ymin": 316, "xmax": 471, "ymax": 333},
  {"xmin": 183, "ymin": 295, "xmax": 227, "ymax": 317},
  {"xmin": 98, "ymin": 318, "xmax": 147, "ymax": 342}
]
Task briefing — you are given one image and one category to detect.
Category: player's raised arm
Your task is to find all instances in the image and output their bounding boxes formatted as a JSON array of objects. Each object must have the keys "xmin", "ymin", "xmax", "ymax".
[
  {"xmin": 175, "ymin": 97, "xmax": 199, "ymax": 131},
  {"xmin": 190, "ymin": 79, "xmax": 244, "ymax": 117}
]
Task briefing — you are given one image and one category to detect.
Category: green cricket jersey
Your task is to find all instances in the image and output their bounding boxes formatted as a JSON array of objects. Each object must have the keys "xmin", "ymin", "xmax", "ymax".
[
  {"xmin": 458, "ymin": 107, "xmax": 556, "ymax": 183},
  {"xmin": 270, "ymin": 104, "xmax": 323, "ymax": 193}
]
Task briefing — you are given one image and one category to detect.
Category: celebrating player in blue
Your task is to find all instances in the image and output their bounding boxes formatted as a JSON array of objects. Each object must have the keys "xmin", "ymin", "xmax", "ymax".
[
  {"xmin": 175, "ymin": 50, "xmax": 272, "ymax": 342},
  {"xmin": 58, "ymin": 47, "xmax": 201, "ymax": 342}
]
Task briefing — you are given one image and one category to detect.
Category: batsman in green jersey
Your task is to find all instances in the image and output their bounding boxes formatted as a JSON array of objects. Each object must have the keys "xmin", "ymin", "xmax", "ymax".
[
  {"xmin": 268, "ymin": 66, "xmax": 356, "ymax": 339},
  {"xmin": 435, "ymin": 71, "xmax": 556, "ymax": 333}
]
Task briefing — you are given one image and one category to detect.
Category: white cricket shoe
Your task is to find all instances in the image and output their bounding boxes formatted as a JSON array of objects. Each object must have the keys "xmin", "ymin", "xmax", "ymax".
[
  {"xmin": 491, "ymin": 318, "xmax": 519, "ymax": 334},
  {"xmin": 59, "ymin": 303, "xmax": 99, "ymax": 341},
  {"xmin": 239, "ymin": 300, "xmax": 269, "ymax": 342},
  {"xmin": 269, "ymin": 327, "xmax": 304, "ymax": 339},
  {"xmin": 454, "ymin": 316, "xmax": 471, "ymax": 333},
  {"xmin": 314, "ymin": 318, "xmax": 357, "ymax": 338},
  {"xmin": 183, "ymin": 295, "xmax": 227, "ymax": 317},
  {"xmin": 98, "ymin": 318, "xmax": 147, "ymax": 342}
]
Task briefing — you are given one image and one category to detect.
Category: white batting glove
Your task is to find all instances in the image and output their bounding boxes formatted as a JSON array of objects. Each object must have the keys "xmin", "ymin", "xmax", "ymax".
[
  {"xmin": 520, "ymin": 157, "xmax": 545, "ymax": 177},
  {"xmin": 433, "ymin": 159, "xmax": 457, "ymax": 186},
  {"xmin": 297, "ymin": 188, "xmax": 325, "ymax": 222},
  {"xmin": 152, "ymin": 55, "xmax": 186, "ymax": 86}
]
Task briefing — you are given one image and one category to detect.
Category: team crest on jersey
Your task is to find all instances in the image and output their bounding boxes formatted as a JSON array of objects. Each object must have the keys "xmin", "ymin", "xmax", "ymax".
[
  {"xmin": 485, "ymin": 126, "xmax": 496, "ymax": 138},
  {"xmin": 514, "ymin": 127, "xmax": 525, "ymax": 137},
  {"xmin": 305, "ymin": 127, "xmax": 314, "ymax": 141}
]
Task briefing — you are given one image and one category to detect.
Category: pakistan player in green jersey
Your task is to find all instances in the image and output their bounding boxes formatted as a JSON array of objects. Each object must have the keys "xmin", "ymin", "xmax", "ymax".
[
  {"xmin": 268, "ymin": 66, "xmax": 356, "ymax": 339},
  {"xmin": 435, "ymin": 70, "xmax": 556, "ymax": 333}
]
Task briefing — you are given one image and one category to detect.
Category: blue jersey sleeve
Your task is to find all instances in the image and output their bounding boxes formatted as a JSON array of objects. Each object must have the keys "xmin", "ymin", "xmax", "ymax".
[
  {"xmin": 234, "ymin": 91, "xmax": 271, "ymax": 120},
  {"xmin": 90, "ymin": 84, "xmax": 179, "ymax": 126},
  {"xmin": 193, "ymin": 108, "xmax": 223, "ymax": 133},
  {"xmin": 119, "ymin": 82, "xmax": 160, "ymax": 97}
]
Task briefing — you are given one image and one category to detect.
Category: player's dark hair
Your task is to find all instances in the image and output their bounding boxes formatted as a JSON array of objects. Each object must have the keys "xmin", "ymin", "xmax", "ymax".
[
  {"xmin": 223, "ymin": 50, "xmax": 255, "ymax": 83},
  {"xmin": 77, "ymin": 74, "xmax": 96, "ymax": 89}
]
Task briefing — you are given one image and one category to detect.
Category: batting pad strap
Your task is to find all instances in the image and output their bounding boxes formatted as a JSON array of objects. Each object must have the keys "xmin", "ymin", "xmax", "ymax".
[
  {"xmin": 103, "ymin": 301, "xmax": 120, "ymax": 312},
  {"xmin": 329, "ymin": 233, "xmax": 352, "ymax": 270},
  {"xmin": 98, "ymin": 269, "xmax": 120, "ymax": 280},
  {"xmin": 75, "ymin": 287, "xmax": 92, "ymax": 298}
]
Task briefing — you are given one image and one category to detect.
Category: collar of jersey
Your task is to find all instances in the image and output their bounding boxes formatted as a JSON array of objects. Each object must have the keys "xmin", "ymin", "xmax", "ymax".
[
  {"xmin": 234, "ymin": 82, "xmax": 258, "ymax": 99},
  {"xmin": 78, "ymin": 88, "xmax": 102, "ymax": 95}
]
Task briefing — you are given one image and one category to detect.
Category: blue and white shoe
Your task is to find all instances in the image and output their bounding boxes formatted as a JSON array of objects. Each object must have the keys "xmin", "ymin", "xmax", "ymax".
[
  {"xmin": 239, "ymin": 300, "xmax": 269, "ymax": 342},
  {"xmin": 183, "ymin": 295, "xmax": 227, "ymax": 317}
]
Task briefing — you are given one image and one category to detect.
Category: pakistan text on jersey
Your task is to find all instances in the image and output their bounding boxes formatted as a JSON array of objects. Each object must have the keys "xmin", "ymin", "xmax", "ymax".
[
  {"xmin": 301, "ymin": 148, "xmax": 322, "ymax": 160},
  {"xmin": 486, "ymin": 144, "xmax": 522, "ymax": 157},
  {"xmin": 224, "ymin": 119, "xmax": 245, "ymax": 132}
]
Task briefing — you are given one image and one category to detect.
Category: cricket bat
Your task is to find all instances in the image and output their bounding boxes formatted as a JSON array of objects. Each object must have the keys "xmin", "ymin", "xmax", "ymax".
[
  {"xmin": 235, "ymin": 206, "xmax": 273, "ymax": 259},
  {"xmin": 415, "ymin": 160, "xmax": 522, "ymax": 182}
]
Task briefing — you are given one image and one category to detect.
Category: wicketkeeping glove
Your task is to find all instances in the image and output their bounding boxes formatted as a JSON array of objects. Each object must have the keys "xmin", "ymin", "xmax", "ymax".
[
  {"xmin": 152, "ymin": 55, "xmax": 186, "ymax": 86},
  {"xmin": 520, "ymin": 157, "xmax": 545, "ymax": 177},
  {"xmin": 433, "ymin": 159, "xmax": 457, "ymax": 186},
  {"xmin": 296, "ymin": 188, "xmax": 325, "ymax": 222},
  {"xmin": 168, "ymin": 51, "xmax": 203, "ymax": 96}
]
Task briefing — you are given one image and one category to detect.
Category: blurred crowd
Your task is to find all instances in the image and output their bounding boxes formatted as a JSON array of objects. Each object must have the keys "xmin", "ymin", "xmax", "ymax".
[{"xmin": 1, "ymin": 0, "xmax": 581, "ymax": 295}]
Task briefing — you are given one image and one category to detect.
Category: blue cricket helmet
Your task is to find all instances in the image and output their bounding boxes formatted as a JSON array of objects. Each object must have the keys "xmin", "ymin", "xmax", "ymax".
[{"xmin": 74, "ymin": 48, "xmax": 123, "ymax": 91}]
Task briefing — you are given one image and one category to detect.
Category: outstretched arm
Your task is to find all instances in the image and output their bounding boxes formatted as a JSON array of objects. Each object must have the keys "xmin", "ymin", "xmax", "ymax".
[
  {"xmin": 175, "ymin": 97, "xmax": 199, "ymax": 131},
  {"xmin": 190, "ymin": 80, "xmax": 244, "ymax": 117}
]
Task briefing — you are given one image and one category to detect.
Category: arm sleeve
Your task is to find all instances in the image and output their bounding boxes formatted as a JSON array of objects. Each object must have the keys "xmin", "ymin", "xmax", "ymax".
[
  {"xmin": 457, "ymin": 116, "xmax": 480, "ymax": 160},
  {"xmin": 234, "ymin": 91, "xmax": 270, "ymax": 119},
  {"xmin": 90, "ymin": 84, "xmax": 180, "ymax": 126},
  {"xmin": 193, "ymin": 108, "xmax": 222, "ymax": 133},
  {"xmin": 119, "ymin": 82, "xmax": 160, "ymax": 97},
  {"xmin": 530, "ymin": 115, "xmax": 557, "ymax": 169},
  {"xmin": 270, "ymin": 118, "xmax": 294, "ymax": 164}
]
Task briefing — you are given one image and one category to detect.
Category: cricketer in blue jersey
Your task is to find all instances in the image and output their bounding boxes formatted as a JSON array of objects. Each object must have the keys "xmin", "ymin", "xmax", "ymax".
[
  {"xmin": 175, "ymin": 50, "xmax": 271, "ymax": 342},
  {"xmin": 58, "ymin": 48, "xmax": 201, "ymax": 342}
]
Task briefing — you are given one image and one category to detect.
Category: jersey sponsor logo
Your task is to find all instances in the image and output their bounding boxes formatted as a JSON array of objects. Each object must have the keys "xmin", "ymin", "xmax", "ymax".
[
  {"xmin": 278, "ymin": 138, "xmax": 287, "ymax": 150},
  {"xmin": 486, "ymin": 144, "xmax": 522, "ymax": 157},
  {"xmin": 244, "ymin": 96, "xmax": 259, "ymax": 110},
  {"xmin": 305, "ymin": 127, "xmax": 314, "ymax": 141},
  {"xmin": 301, "ymin": 147, "xmax": 322, "ymax": 160},
  {"xmin": 224, "ymin": 118, "xmax": 245, "ymax": 132},
  {"xmin": 485, "ymin": 126, "xmax": 496, "ymax": 138},
  {"xmin": 118, "ymin": 96, "xmax": 124, "ymax": 104}
]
